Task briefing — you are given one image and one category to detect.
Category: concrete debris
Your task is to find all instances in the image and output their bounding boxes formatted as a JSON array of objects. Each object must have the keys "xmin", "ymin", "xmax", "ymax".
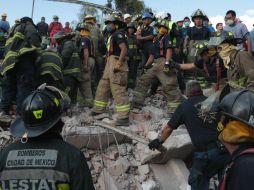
[
  {"xmin": 150, "ymin": 159, "xmax": 190, "ymax": 190},
  {"xmin": 0, "ymin": 92, "xmax": 196, "ymax": 190}
]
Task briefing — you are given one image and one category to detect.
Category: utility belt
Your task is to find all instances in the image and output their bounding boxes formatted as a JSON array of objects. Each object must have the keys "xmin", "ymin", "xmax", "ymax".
[{"xmin": 194, "ymin": 141, "xmax": 226, "ymax": 159}]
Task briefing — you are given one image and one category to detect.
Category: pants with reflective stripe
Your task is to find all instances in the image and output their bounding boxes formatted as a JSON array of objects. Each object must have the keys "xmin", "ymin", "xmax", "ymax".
[
  {"xmin": 133, "ymin": 57, "xmax": 182, "ymax": 113},
  {"xmin": 92, "ymin": 55, "xmax": 130, "ymax": 119},
  {"xmin": 79, "ymin": 57, "xmax": 95, "ymax": 106}
]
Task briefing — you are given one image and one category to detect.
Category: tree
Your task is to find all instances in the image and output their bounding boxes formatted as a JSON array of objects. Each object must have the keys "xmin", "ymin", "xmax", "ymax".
[
  {"xmin": 114, "ymin": 0, "xmax": 145, "ymax": 15},
  {"xmin": 78, "ymin": 5, "xmax": 99, "ymax": 22}
]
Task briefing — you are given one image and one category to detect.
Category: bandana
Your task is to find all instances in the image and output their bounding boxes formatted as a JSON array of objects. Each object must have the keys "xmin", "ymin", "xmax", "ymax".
[
  {"xmin": 218, "ymin": 43, "xmax": 236, "ymax": 69},
  {"xmin": 218, "ymin": 120, "xmax": 254, "ymax": 144}
]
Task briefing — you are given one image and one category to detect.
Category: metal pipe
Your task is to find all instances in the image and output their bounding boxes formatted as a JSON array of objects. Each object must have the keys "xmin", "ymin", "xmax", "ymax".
[{"xmin": 31, "ymin": 0, "xmax": 35, "ymax": 19}]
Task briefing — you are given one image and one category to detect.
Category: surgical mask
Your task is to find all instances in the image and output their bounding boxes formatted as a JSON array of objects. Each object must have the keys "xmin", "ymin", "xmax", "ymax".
[
  {"xmin": 158, "ymin": 27, "xmax": 168, "ymax": 35},
  {"xmin": 106, "ymin": 25, "xmax": 115, "ymax": 34},
  {"xmin": 0, "ymin": 32, "xmax": 4, "ymax": 37},
  {"xmin": 203, "ymin": 21, "xmax": 208, "ymax": 27},
  {"xmin": 184, "ymin": 21, "xmax": 190, "ymax": 27},
  {"xmin": 225, "ymin": 19, "xmax": 234, "ymax": 26}
]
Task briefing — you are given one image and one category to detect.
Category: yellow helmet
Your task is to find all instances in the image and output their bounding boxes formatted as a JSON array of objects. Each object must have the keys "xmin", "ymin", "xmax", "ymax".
[{"xmin": 1, "ymin": 13, "xmax": 7, "ymax": 17}]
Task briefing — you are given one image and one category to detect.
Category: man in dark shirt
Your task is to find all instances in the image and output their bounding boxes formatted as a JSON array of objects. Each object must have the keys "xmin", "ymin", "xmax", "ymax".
[
  {"xmin": 149, "ymin": 80, "xmax": 230, "ymax": 190},
  {"xmin": 217, "ymin": 90, "xmax": 254, "ymax": 190},
  {"xmin": 183, "ymin": 9, "xmax": 211, "ymax": 63},
  {"xmin": 136, "ymin": 12, "xmax": 156, "ymax": 71},
  {"xmin": 36, "ymin": 17, "xmax": 48, "ymax": 37}
]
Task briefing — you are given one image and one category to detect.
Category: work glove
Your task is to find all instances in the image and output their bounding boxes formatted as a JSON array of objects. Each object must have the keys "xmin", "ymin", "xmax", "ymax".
[
  {"xmin": 148, "ymin": 138, "xmax": 164, "ymax": 151},
  {"xmin": 170, "ymin": 61, "xmax": 181, "ymax": 70},
  {"xmin": 163, "ymin": 62, "xmax": 171, "ymax": 74}
]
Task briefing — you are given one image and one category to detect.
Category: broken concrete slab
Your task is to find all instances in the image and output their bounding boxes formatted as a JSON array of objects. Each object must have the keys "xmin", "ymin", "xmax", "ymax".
[
  {"xmin": 138, "ymin": 164, "xmax": 150, "ymax": 176},
  {"xmin": 63, "ymin": 125, "xmax": 131, "ymax": 149},
  {"xmin": 98, "ymin": 169, "xmax": 120, "ymax": 190},
  {"xmin": 107, "ymin": 156, "xmax": 130, "ymax": 176},
  {"xmin": 150, "ymin": 159, "xmax": 190, "ymax": 190}
]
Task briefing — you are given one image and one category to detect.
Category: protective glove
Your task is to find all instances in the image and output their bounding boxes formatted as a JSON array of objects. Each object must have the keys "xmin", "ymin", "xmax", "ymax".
[
  {"xmin": 163, "ymin": 62, "xmax": 171, "ymax": 74},
  {"xmin": 148, "ymin": 138, "xmax": 164, "ymax": 151},
  {"xmin": 170, "ymin": 61, "xmax": 181, "ymax": 70}
]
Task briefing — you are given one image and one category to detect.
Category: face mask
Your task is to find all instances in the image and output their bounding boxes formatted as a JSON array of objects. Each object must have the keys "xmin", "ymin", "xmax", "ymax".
[
  {"xmin": 80, "ymin": 29, "xmax": 90, "ymax": 36},
  {"xmin": 106, "ymin": 25, "xmax": 115, "ymax": 34},
  {"xmin": 41, "ymin": 20, "xmax": 45, "ymax": 23},
  {"xmin": 225, "ymin": 19, "xmax": 234, "ymax": 26},
  {"xmin": 184, "ymin": 22, "xmax": 190, "ymax": 27},
  {"xmin": 158, "ymin": 27, "xmax": 168, "ymax": 35},
  {"xmin": 203, "ymin": 21, "xmax": 208, "ymax": 27},
  {"xmin": 0, "ymin": 32, "xmax": 4, "ymax": 37}
]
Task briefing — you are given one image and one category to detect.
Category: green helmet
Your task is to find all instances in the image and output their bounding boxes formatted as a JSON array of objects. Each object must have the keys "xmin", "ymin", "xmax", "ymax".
[
  {"xmin": 132, "ymin": 14, "xmax": 142, "ymax": 22},
  {"xmin": 157, "ymin": 19, "xmax": 169, "ymax": 30},
  {"xmin": 208, "ymin": 31, "xmax": 235, "ymax": 48},
  {"xmin": 10, "ymin": 85, "xmax": 69, "ymax": 138},
  {"xmin": 76, "ymin": 22, "xmax": 90, "ymax": 31},
  {"xmin": 104, "ymin": 15, "xmax": 120, "ymax": 24},
  {"xmin": 191, "ymin": 9, "xmax": 206, "ymax": 22}
]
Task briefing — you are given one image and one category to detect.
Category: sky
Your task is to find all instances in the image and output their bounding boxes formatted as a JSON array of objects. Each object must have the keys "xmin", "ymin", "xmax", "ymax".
[{"xmin": 0, "ymin": 0, "xmax": 253, "ymax": 30}]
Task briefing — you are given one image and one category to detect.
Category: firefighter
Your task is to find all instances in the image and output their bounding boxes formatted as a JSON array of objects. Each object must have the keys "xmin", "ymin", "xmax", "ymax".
[
  {"xmin": 217, "ymin": 89, "xmax": 254, "ymax": 190},
  {"xmin": 176, "ymin": 41, "xmax": 227, "ymax": 90},
  {"xmin": 136, "ymin": 12, "xmax": 156, "ymax": 74},
  {"xmin": 208, "ymin": 31, "xmax": 254, "ymax": 90},
  {"xmin": 84, "ymin": 15, "xmax": 106, "ymax": 96},
  {"xmin": 76, "ymin": 23, "xmax": 94, "ymax": 107},
  {"xmin": 183, "ymin": 9, "xmax": 211, "ymax": 81},
  {"xmin": 178, "ymin": 44, "xmax": 227, "ymax": 91},
  {"xmin": 149, "ymin": 80, "xmax": 230, "ymax": 190},
  {"xmin": 91, "ymin": 15, "xmax": 130, "ymax": 126},
  {"xmin": 54, "ymin": 31, "xmax": 82, "ymax": 104},
  {"xmin": 0, "ymin": 17, "xmax": 40, "ymax": 116},
  {"xmin": 0, "ymin": 85, "xmax": 95, "ymax": 190},
  {"xmin": 126, "ymin": 22, "xmax": 141, "ymax": 89},
  {"xmin": 132, "ymin": 20, "xmax": 182, "ymax": 112}
]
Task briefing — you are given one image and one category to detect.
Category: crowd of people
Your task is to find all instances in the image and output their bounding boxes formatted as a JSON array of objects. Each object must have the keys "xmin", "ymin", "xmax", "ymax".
[{"xmin": 0, "ymin": 8, "xmax": 254, "ymax": 190}]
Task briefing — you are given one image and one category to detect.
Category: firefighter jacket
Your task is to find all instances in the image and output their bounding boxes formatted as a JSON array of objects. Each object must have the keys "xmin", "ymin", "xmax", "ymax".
[
  {"xmin": 0, "ymin": 134, "xmax": 95, "ymax": 190},
  {"xmin": 0, "ymin": 23, "xmax": 40, "ymax": 76},
  {"xmin": 227, "ymin": 50, "xmax": 254, "ymax": 90},
  {"xmin": 57, "ymin": 39, "xmax": 82, "ymax": 81}
]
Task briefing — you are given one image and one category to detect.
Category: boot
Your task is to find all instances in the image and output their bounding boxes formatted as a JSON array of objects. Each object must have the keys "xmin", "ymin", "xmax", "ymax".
[{"xmin": 115, "ymin": 118, "xmax": 129, "ymax": 126}]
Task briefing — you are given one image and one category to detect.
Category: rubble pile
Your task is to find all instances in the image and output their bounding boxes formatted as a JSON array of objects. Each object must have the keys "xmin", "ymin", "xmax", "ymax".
[
  {"xmin": 61, "ymin": 93, "xmax": 193, "ymax": 190},
  {"xmin": 0, "ymin": 127, "xmax": 15, "ymax": 149}
]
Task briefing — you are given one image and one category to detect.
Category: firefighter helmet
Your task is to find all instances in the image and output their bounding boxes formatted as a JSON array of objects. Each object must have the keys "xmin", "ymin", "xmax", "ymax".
[
  {"xmin": 10, "ymin": 86, "xmax": 66, "ymax": 137},
  {"xmin": 208, "ymin": 30, "xmax": 236, "ymax": 47},
  {"xmin": 218, "ymin": 89, "xmax": 254, "ymax": 128},
  {"xmin": 157, "ymin": 19, "xmax": 169, "ymax": 30},
  {"xmin": 191, "ymin": 9, "xmax": 206, "ymax": 22},
  {"xmin": 76, "ymin": 22, "xmax": 90, "ymax": 31}
]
